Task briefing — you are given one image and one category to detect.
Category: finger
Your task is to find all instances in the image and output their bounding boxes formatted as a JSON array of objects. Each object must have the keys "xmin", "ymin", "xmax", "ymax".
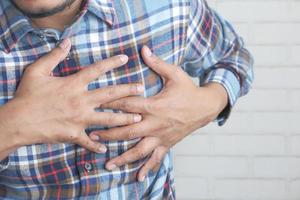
[
  {"xmin": 101, "ymin": 96, "xmax": 149, "ymax": 113},
  {"xmin": 88, "ymin": 112, "xmax": 142, "ymax": 127},
  {"xmin": 76, "ymin": 54, "xmax": 128, "ymax": 84},
  {"xmin": 91, "ymin": 118, "xmax": 157, "ymax": 141},
  {"xmin": 105, "ymin": 137, "xmax": 158, "ymax": 171},
  {"xmin": 75, "ymin": 133, "xmax": 107, "ymax": 154},
  {"xmin": 137, "ymin": 146, "xmax": 167, "ymax": 182},
  {"xmin": 142, "ymin": 45, "xmax": 179, "ymax": 80},
  {"xmin": 29, "ymin": 38, "xmax": 71, "ymax": 75},
  {"xmin": 88, "ymin": 83, "xmax": 144, "ymax": 106}
]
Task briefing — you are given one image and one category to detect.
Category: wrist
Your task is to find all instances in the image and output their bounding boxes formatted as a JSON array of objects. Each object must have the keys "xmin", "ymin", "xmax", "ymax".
[
  {"xmin": 0, "ymin": 99, "xmax": 29, "ymax": 149},
  {"xmin": 201, "ymin": 82, "xmax": 229, "ymax": 117}
]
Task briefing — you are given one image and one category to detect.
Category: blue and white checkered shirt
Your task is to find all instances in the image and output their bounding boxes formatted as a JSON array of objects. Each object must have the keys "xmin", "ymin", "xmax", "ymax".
[{"xmin": 0, "ymin": 0, "xmax": 254, "ymax": 199}]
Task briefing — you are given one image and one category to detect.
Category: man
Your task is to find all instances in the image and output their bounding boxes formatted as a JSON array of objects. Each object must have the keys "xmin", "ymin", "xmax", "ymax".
[{"xmin": 0, "ymin": 0, "xmax": 254, "ymax": 199}]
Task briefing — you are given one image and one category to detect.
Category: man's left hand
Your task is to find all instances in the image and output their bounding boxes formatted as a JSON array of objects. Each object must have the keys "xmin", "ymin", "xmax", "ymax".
[{"xmin": 90, "ymin": 46, "xmax": 229, "ymax": 182}]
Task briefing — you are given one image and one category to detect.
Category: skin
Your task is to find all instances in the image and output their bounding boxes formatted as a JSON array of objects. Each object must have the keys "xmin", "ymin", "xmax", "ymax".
[
  {"xmin": 1, "ymin": 0, "xmax": 229, "ymax": 182},
  {"xmin": 12, "ymin": 0, "xmax": 83, "ymax": 31},
  {"xmin": 90, "ymin": 46, "xmax": 228, "ymax": 181},
  {"xmin": 0, "ymin": 38, "xmax": 143, "ymax": 161}
]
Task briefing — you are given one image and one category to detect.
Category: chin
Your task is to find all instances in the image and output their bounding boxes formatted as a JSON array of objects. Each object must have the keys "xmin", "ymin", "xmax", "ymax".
[{"xmin": 12, "ymin": 0, "xmax": 67, "ymax": 14}]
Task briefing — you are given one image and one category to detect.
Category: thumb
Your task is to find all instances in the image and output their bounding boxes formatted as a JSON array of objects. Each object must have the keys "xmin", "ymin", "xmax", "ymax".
[
  {"xmin": 28, "ymin": 38, "xmax": 71, "ymax": 75},
  {"xmin": 141, "ymin": 45, "xmax": 175, "ymax": 80}
]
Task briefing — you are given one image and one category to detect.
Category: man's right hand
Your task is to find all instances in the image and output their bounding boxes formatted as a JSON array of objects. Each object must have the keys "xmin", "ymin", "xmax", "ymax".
[{"xmin": 0, "ymin": 38, "xmax": 143, "ymax": 156}]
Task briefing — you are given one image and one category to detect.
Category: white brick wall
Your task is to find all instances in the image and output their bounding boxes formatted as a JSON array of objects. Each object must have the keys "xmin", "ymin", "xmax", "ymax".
[{"xmin": 173, "ymin": 0, "xmax": 300, "ymax": 199}]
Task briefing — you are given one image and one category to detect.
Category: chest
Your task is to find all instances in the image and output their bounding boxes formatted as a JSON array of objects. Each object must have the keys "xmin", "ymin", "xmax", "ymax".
[{"xmin": 0, "ymin": 3, "xmax": 189, "ymax": 104}]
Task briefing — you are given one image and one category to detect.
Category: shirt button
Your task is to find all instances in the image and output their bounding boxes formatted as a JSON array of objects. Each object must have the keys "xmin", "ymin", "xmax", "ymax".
[{"xmin": 84, "ymin": 162, "xmax": 93, "ymax": 172}]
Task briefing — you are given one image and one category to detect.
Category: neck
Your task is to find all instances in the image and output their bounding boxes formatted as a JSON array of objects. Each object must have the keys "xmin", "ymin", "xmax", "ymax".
[{"xmin": 31, "ymin": 0, "xmax": 83, "ymax": 31}]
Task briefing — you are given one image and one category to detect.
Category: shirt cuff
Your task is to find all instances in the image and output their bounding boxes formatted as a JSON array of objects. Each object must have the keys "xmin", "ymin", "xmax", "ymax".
[
  {"xmin": 201, "ymin": 68, "xmax": 241, "ymax": 126},
  {"xmin": 0, "ymin": 157, "xmax": 10, "ymax": 172}
]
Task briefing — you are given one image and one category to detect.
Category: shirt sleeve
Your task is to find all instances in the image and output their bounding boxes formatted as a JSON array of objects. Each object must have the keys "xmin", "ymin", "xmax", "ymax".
[
  {"xmin": 181, "ymin": 0, "xmax": 254, "ymax": 126},
  {"xmin": 0, "ymin": 157, "xmax": 9, "ymax": 172}
]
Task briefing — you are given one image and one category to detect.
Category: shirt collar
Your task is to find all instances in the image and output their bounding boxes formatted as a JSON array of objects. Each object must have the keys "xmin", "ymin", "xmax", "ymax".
[
  {"xmin": 0, "ymin": 0, "xmax": 33, "ymax": 53},
  {"xmin": 87, "ymin": 0, "xmax": 116, "ymax": 27},
  {"xmin": 0, "ymin": 0, "xmax": 116, "ymax": 53}
]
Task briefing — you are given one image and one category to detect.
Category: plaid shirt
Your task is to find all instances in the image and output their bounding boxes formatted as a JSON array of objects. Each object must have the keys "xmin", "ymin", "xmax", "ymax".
[{"xmin": 0, "ymin": 0, "xmax": 254, "ymax": 199}]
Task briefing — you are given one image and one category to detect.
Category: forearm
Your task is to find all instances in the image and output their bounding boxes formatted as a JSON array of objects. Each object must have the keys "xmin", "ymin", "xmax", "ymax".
[
  {"xmin": 0, "ymin": 100, "xmax": 25, "ymax": 160},
  {"xmin": 202, "ymin": 82, "xmax": 229, "ymax": 116}
]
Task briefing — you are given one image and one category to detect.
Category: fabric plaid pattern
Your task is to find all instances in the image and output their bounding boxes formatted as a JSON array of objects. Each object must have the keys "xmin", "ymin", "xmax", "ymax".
[{"xmin": 0, "ymin": 0, "xmax": 254, "ymax": 199}]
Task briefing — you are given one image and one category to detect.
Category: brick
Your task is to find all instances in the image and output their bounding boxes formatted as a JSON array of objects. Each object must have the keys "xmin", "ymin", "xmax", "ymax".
[
  {"xmin": 248, "ymin": 45, "xmax": 290, "ymax": 67},
  {"xmin": 175, "ymin": 177, "xmax": 210, "ymax": 199},
  {"xmin": 290, "ymin": 90, "xmax": 300, "ymax": 111},
  {"xmin": 174, "ymin": 156, "xmax": 249, "ymax": 177},
  {"xmin": 173, "ymin": 134, "xmax": 212, "ymax": 156},
  {"xmin": 173, "ymin": 0, "xmax": 300, "ymax": 199},
  {"xmin": 289, "ymin": 136, "xmax": 300, "ymax": 155},
  {"xmin": 214, "ymin": 135, "xmax": 285, "ymax": 156},
  {"xmin": 216, "ymin": 1, "xmax": 289, "ymax": 23},
  {"xmin": 201, "ymin": 112, "xmax": 298, "ymax": 135},
  {"xmin": 289, "ymin": 180, "xmax": 300, "ymax": 199},
  {"xmin": 253, "ymin": 157, "xmax": 300, "ymax": 178},
  {"xmin": 290, "ymin": 2, "xmax": 300, "ymax": 21},
  {"xmin": 254, "ymin": 68, "xmax": 300, "ymax": 89},
  {"xmin": 235, "ymin": 89, "xmax": 291, "ymax": 112},
  {"xmin": 215, "ymin": 179, "xmax": 286, "ymax": 199},
  {"xmin": 249, "ymin": 23, "xmax": 297, "ymax": 45},
  {"xmin": 251, "ymin": 112, "xmax": 299, "ymax": 134},
  {"xmin": 290, "ymin": 45, "xmax": 300, "ymax": 66},
  {"xmin": 200, "ymin": 112, "xmax": 254, "ymax": 134}
]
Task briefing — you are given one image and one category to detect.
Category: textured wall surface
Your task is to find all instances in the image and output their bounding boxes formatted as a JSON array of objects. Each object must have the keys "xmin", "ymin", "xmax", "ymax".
[{"xmin": 173, "ymin": 0, "xmax": 300, "ymax": 199}]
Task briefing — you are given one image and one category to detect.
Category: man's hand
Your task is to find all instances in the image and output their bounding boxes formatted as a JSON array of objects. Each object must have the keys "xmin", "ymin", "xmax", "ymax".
[
  {"xmin": 90, "ymin": 46, "xmax": 229, "ymax": 181},
  {"xmin": 0, "ymin": 38, "xmax": 143, "ymax": 159}
]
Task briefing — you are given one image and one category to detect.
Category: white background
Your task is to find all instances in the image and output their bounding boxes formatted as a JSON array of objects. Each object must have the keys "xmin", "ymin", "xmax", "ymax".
[{"xmin": 173, "ymin": 0, "xmax": 300, "ymax": 199}]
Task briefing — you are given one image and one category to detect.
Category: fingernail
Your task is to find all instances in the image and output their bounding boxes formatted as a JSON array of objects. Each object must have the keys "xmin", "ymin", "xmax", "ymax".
[
  {"xmin": 134, "ymin": 115, "xmax": 142, "ymax": 123},
  {"xmin": 119, "ymin": 55, "xmax": 128, "ymax": 63},
  {"xmin": 144, "ymin": 46, "xmax": 152, "ymax": 57},
  {"xmin": 98, "ymin": 146, "xmax": 107, "ymax": 153},
  {"xmin": 139, "ymin": 175, "xmax": 145, "ymax": 182},
  {"xmin": 90, "ymin": 134, "xmax": 99, "ymax": 141},
  {"xmin": 137, "ymin": 84, "xmax": 144, "ymax": 93},
  {"xmin": 59, "ymin": 38, "xmax": 70, "ymax": 50},
  {"xmin": 107, "ymin": 163, "xmax": 117, "ymax": 171}
]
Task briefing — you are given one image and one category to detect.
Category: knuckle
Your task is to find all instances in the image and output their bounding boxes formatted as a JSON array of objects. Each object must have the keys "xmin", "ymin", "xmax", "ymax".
[
  {"xmin": 24, "ymin": 65, "xmax": 35, "ymax": 75},
  {"xmin": 126, "ymin": 129, "xmax": 136, "ymax": 139},
  {"xmin": 129, "ymin": 84, "xmax": 138, "ymax": 94},
  {"xmin": 52, "ymin": 49, "xmax": 63, "ymax": 58},
  {"xmin": 104, "ymin": 113, "xmax": 115, "ymax": 125},
  {"xmin": 94, "ymin": 63, "xmax": 105, "ymax": 74},
  {"xmin": 143, "ymin": 99, "xmax": 154, "ymax": 113},
  {"xmin": 106, "ymin": 87, "xmax": 116, "ymax": 99},
  {"xmin": 83, "ymin": 138, "xmax": 91, "ymax": 147},
  {"xmin": 68, "ymin": 97, "xmax": 83, "ymax": 110},
  {"xmin": 173, "ymin": 67, "xmax": 183, "ymax": 78},
  {"xmin": 120, "ymin": 100, "xmax": 130, "ymax": 110},
  {"xmin": 151, "ymin": 57, "xmax": 160, "ymax": 66},
  {"xmin": 75, "ymin": 71, "xmax": 87, "ymax": 84},
  {"xmin": 165, "ymin": 118, "xmax": 175, "ymax": 128},
  {"xmin": 118, "ymin": 154, "xmax": 127, "ymax": 164},
  {"xmin": 91, "ymin": 143, "xmax": 100, "ymax": 152},
  {"xmin": 127, "ymin": 114, "xmax": 135, "ymax": 124},
  {"xmin": 136, "ymin": 148, "xmax": 146, "ymax": 158},
  {"xmin": 68, "ymin": 130, "xmax": 81, "ymax": 143},
  {"xmin": 153, "ymin": 154, "xmax": 162, "ymax": 165}
]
